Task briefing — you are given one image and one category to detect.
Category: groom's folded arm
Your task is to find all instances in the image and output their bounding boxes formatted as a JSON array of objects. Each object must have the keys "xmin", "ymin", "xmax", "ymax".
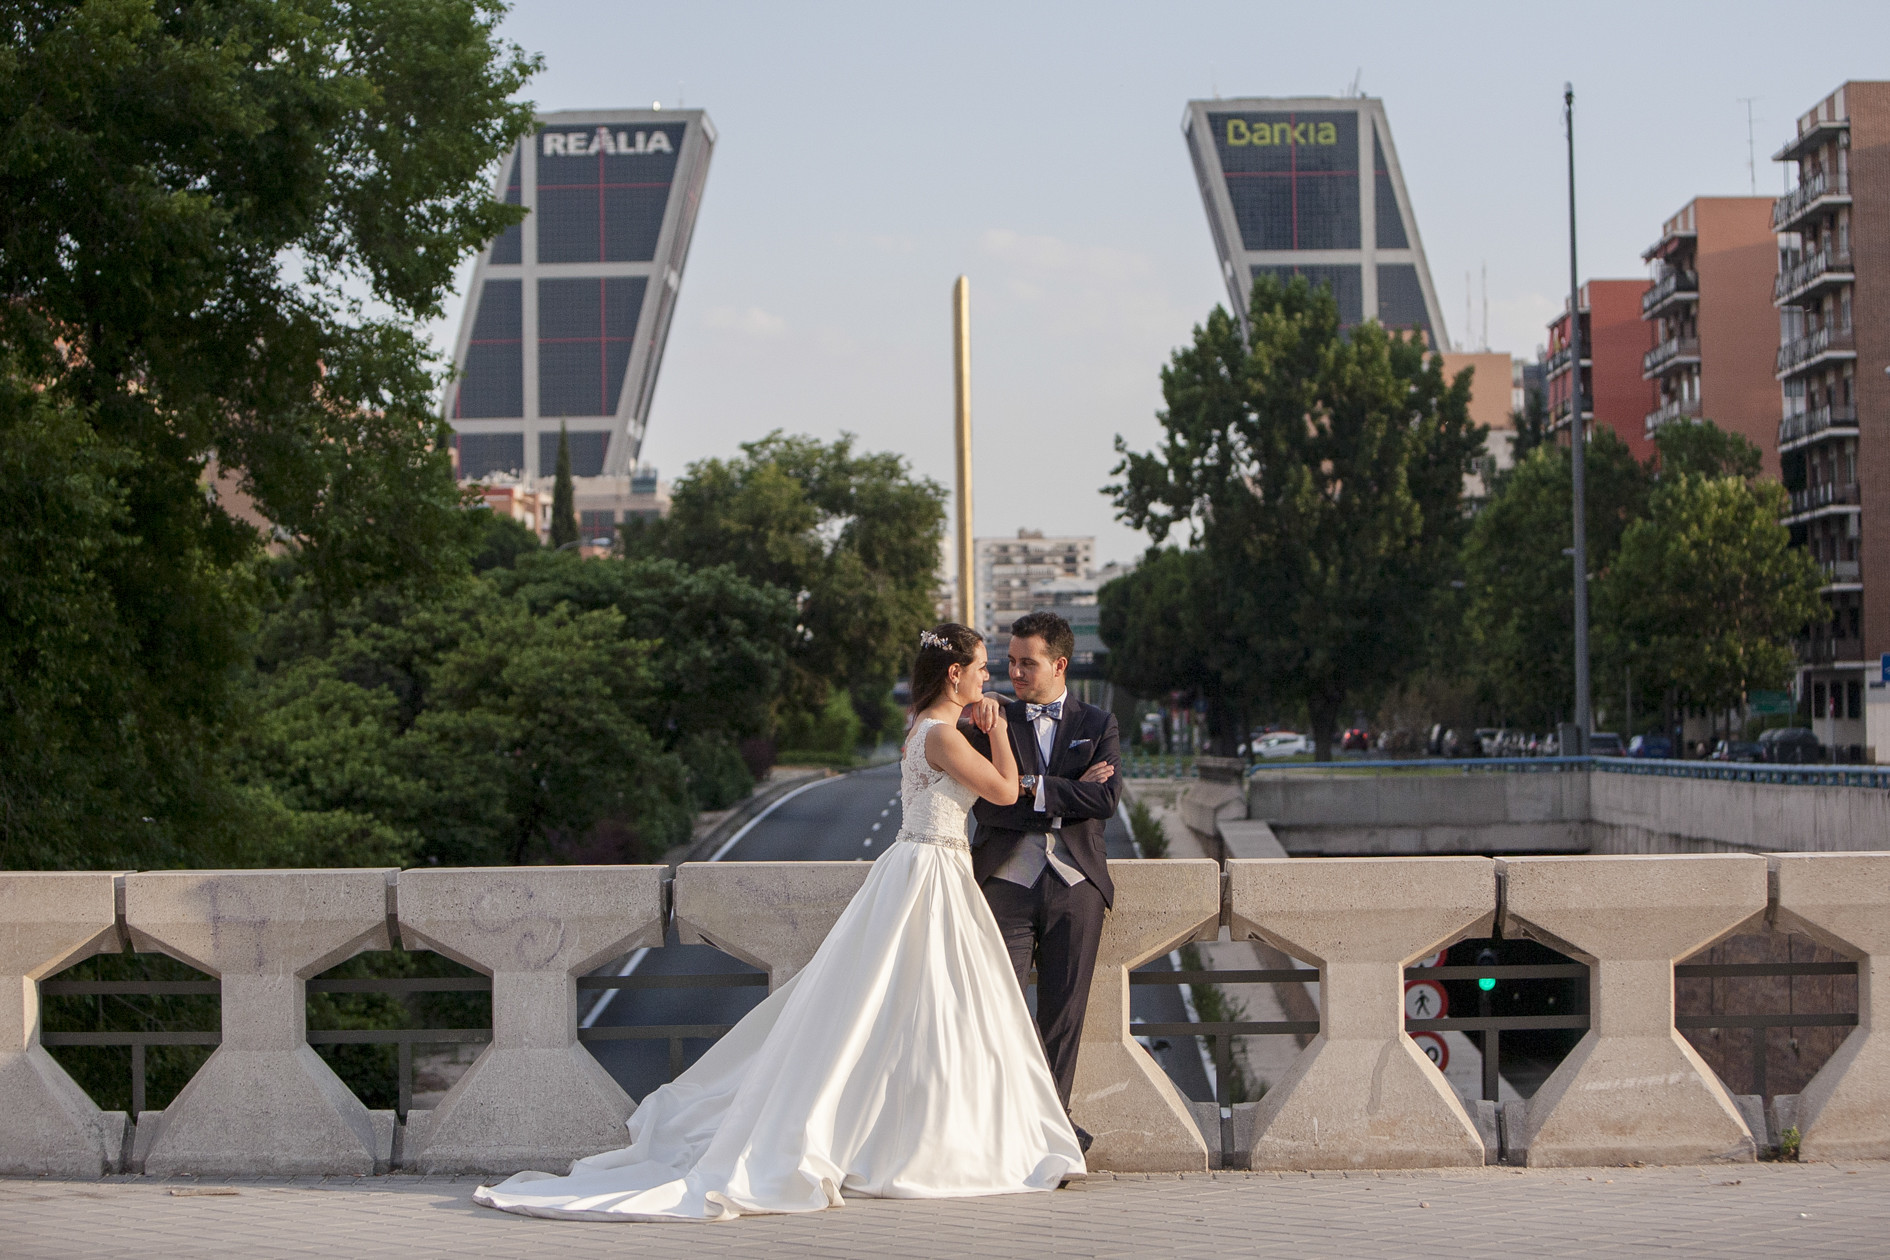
[{"xmin": 1039, "ymin": 716, "xmax": 1122, "ymax": 822}]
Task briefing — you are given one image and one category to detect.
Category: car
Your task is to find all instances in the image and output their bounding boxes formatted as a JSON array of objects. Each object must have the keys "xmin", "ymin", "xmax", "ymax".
[
  {"xmin": 1474, "ymin": 728, "xmax": 1500, "ymax": 757},
  {"xmin": 1340, "ymin": 727, "xmax": 1372, "ymax": 752},
  {"xmin": 1254, "ymin": 732, "xmax": 1311, "ymax": 759},
  {"xmin": 1711, "ymin": 739, "xmax": 1764, "ymax": 763},
  {"xmin": 1588, "ymin": 731, "xmax": 1624, "ymax": 756},
  {"xmin": 1758, "ymin": 726, "xmax": 1823, "ymax": 765},
  {"xmin": 1626, "ymin": 733, "xmax": 1675, "ymax": 759}
]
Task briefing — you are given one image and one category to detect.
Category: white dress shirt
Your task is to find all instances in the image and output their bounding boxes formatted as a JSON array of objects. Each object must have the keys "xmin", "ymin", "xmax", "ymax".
[{"xmin": 991, "ymin": 690, "xmax": 1086, "ymax": 888}]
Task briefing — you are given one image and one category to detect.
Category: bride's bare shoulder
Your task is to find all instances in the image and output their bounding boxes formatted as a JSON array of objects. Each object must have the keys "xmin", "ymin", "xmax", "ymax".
[{"xmin": 921, "ymin": 715, "xmax": 967, "ymax": 768}]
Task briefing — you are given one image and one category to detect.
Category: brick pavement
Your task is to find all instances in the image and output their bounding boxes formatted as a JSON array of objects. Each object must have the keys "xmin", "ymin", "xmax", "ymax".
[{"xmin": 4, "ymin": 1163, "xmax": 1887, "ymax": 1259}]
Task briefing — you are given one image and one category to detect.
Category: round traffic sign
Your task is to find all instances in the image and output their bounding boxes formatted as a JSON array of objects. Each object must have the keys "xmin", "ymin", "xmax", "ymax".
[
  {"xmin": 1413, "ymin": 950, "xmax": 1446, "ymax": 969},
  {"xmin": 1403, "ymin": 979, "xmax": 1448, "ymax": 1021},
  {"xmin": 1410, "ymin": 1031, "xmax": 1449, "ymax": 1070}
]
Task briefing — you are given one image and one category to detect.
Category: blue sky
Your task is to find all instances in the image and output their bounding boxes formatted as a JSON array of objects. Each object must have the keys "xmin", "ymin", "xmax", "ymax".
[{"xmin": 431, "ymin": 1, "xmax": 1890, "ymax": 566}]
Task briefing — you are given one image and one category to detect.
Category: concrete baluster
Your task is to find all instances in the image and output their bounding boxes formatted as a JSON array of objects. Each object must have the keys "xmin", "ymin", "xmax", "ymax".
[
  {"xmin": 674, "ymin": 861, "xmax": 872, "ymax": 988},
  {"xmin": 0, "ymin": 872, "xmax": 128, "ymax": 1175},
  {"xmin": 1499, "ymin": 854, "xmax": 1768, "ymax": 1166},
  {"xmin": 123, "ymin": 869, "xmax": 396, "ymax": 1176},
  {"xmin": 1071, "ymin": 859, "xmax": 1221, "ymax": 1172},
  {"xmin": 1227, "ymin": 856, "xmax": 1496, "ymax": 1169},
  {"xmin": 397, "ymin": 866, "xmax": 665, "ymax": 1173},
  {"xmin": 1771, "ymin": 852, "xmax": 1890, "ymax": 1160}
]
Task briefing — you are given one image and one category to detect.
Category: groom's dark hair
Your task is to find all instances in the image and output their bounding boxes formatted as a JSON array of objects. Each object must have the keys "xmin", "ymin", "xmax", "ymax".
[{"xmin": 1009, "ymin": 611, "xmax": 1074, "ymax": 667}]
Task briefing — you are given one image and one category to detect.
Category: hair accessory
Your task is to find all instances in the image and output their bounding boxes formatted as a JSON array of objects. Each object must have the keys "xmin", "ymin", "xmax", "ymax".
[{"xmin": 918, "ymin": 629, "xmax": 949, "ymax": 652}]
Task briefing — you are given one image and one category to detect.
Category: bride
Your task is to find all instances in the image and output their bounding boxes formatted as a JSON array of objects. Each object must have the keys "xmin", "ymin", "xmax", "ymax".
[{"xmin": 475, "ymin": 623, "xmax": 1089, "ymax": 1222}]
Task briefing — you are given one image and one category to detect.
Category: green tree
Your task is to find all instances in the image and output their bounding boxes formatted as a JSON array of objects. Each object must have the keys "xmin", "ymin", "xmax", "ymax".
[
  {"xmin": 648, "ymin": 432, "xmax": 946, "ymax": 741},
  {"xmin": 0, "ymin": 0, "xmax": 538, "ymax": 867},
  {"xmin": 550, "ymin": 424, "xmax": 579, "ymax": 549},
  {"xmin": 1653, "ymin": 418, "xmax": 1765, "ymax": 481},
  {"xmin": 1097, "ymin": 547, "xmax": 1230, "ymax": 733},
  {"xmin": 1597, "ymin": 474, "xmax": 1822, "ymax": 741},
  {"xmin": 1461, "ymin": 430, "xmax": 1650, "ymax": 729},
  {"xmin": 1113, "ymin": 276, "xmax": 1484, "ymax": 759}
]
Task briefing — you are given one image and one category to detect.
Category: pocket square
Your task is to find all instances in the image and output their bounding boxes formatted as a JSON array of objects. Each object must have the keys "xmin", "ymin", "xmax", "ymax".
[{"xmin": 1068, "ymin": 738, "xmax": 1092, "ymax": 748}]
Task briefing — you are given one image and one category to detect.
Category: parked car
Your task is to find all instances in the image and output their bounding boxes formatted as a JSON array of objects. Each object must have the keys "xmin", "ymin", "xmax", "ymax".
[
  {"xmin": 1254, "ymin": 732, "xmax": 1312, "ymax": 759},
  {"xmin": 1588, "ymin": 731, "xmax": 1624, "ymax": 756},
  {"xmin": 1758, "ymin": 727, "xmax": 1823, "ymax": 765},
  {"xmin": 1626, "ymin": 733, "xmax": 1674, "ymax": 759},
  {"xmin": 1340, "ymin": 727, "xmax": 1372, "ymax": 752},
  {"xmin": 1711, "ymin": 739, "xmax": 1764, "ymax": 763},
  {"xmin": 1474, "ymin": 728, "xmax": 1500, "ymax": 757}
]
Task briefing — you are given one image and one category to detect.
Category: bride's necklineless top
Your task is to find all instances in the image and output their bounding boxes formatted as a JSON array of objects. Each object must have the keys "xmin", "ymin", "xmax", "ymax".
[{"xmin": 896, "ymin": 717, "xmax": 980, "ymax": 853}]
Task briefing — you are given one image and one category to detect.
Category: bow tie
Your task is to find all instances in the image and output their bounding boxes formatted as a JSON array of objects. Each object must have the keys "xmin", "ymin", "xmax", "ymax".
[{"xmin": 1025, "ymin": 700, "xmax": 1063, "ymax": 724}]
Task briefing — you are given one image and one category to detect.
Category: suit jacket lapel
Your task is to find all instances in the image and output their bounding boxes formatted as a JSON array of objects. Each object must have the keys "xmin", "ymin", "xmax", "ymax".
[
  {"xmin": 1009, "ymin": 698, "xmax": 1043, "ymax": 775},
  {"xmin": 1047, "ymin": 695, "xmax": 1082, "ymax": 777}
]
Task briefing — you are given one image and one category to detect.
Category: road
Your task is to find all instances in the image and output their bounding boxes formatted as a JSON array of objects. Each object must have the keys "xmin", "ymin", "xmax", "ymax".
[{"xmin": 583, "ymin": 761, "xmax": 1213, "ymax": 1106}]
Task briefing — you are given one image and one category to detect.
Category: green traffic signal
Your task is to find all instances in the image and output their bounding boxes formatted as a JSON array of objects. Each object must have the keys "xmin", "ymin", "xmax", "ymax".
[{"xmin": 1478, "ymin": 976, "xmax": 1497, "ymax": 992}]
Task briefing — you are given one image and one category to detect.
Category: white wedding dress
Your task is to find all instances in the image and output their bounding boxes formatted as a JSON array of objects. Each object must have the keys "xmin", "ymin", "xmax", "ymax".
[{"xmin": 474, "ymin": 717, "xmax": 1085, "ymax": 1222}]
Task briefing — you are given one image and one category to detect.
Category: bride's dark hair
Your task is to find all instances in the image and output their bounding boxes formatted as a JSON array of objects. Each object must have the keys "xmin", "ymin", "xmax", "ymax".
[{"xmin": 908, "ymin": 623, "xmax": 983, "ymax": 715}]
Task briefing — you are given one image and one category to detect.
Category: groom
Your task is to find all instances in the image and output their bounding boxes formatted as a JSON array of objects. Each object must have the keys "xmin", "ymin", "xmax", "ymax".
[{"xmin": 964, "ymin": 611, "xmax": 1121, "ymax": 1152}]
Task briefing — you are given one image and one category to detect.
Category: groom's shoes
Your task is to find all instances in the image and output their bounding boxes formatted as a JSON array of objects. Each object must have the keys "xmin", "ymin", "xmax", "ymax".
[{"xmin": 1074, "ymin": 1125, "xmax": 1094, "ymax": 1154}]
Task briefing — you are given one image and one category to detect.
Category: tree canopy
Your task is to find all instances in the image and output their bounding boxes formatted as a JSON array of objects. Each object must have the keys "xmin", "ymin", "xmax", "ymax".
[{"xmin": 1111, "ymin": 275, "xmax": 1484, "ymax": 758}]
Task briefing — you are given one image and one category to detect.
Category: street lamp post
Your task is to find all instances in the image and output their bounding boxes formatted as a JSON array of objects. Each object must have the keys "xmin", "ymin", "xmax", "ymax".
[{"xmin": 1565, "ymin": 83, "xmax": 1594, "ymax": 748}]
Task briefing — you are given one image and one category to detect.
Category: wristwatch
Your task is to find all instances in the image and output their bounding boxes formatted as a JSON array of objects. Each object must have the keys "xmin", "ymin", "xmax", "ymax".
[{"xmin": 1018, "ymin": 774, "xmax": 1040, "ymax": 792}]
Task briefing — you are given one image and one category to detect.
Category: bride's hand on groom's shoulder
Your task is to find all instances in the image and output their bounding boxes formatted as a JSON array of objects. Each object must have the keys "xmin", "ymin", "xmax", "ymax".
[{"xmin": 959, "ymin": 697, "xmax": 1004, "ymax": 733}]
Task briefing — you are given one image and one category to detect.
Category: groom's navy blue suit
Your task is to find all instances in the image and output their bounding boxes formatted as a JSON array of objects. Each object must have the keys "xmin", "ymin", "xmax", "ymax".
[{"xmin": 965, "ymin": 694, "xmax": 1121, "ymax": 1111}]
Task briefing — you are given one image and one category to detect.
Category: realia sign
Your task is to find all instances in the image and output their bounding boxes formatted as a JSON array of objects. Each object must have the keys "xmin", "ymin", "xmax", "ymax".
[{"xmin": 542, "ymin": 127, "xmax": 674, "ymax": 157}]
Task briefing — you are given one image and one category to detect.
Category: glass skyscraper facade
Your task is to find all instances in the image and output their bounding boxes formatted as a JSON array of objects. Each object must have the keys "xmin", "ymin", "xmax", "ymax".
[
  {"xmin": 447, "ymin": 109, "xmax": 715, "ymax": 481},
  {"xmin": 1184, "ymin": 97, "xmax": 1446, "ymax": 345}
]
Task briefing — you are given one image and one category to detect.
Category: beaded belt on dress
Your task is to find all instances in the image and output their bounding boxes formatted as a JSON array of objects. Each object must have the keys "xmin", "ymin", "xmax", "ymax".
[{"xmin": 896, "ymin": 829, "xmax": 970, "ymax": 853}]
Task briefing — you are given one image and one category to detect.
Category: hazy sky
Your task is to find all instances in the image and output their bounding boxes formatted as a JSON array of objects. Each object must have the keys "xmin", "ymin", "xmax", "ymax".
[{"xmin": 428, "ymin": 1, "xmax": 1890, "ymax": 567}]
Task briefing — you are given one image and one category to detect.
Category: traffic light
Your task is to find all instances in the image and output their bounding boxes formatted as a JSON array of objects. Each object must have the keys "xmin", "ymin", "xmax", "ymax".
[{"xmin": 1475, "ymin": 947, "xmax": 1499, "ymax": 992}]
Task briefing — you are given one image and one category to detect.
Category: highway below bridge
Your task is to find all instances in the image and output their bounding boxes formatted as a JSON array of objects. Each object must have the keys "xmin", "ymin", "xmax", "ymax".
[{"xmin": 581, "ymin": 761, "xmax": 1213, "ymax": 1108}]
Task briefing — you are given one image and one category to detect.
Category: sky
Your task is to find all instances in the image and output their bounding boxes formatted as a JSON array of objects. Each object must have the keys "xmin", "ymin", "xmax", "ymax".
[{"xmin": 427, "ymin": 0, "xmax": 1890, "ymax": 568}]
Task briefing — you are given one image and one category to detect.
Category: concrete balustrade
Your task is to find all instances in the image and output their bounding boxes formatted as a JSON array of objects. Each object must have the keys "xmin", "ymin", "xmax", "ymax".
[
  {"xmin": 6, "ymin": 852, "xmax": 1882, "ymax": 1178},
  {"xmin": 1070, "ymin": 859, "xmax": 1222, "ymax": 1172},
  {"xmin": 396, "ymin": 866, "xmax": 665, "ymax": 1174},
  {"xmin": 1771, "ymin": 853, "xmax": 1890, "ymax": 1160},
  {"xmin": 1226, "ymin": 857, "xmax": 1496, "ymax": 1169},
  {"xmin": 123, "ymin": 869, "xmax": 397, "ymax": 1175},
  {"xmin": 0, "ymin": 872, "xmax": 127, "ymax": 1175},
  {"xmin": 1499, "ymin": 854, "xmax": 1769, "ymax": 1166},
  {"xmin": 673, "ymin": 861, "xmax": 873, "ymax": 987}
]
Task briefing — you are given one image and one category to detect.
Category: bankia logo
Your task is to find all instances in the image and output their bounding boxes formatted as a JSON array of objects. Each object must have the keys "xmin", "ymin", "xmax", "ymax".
[
  {"xmin": 542, "ymin": 126, "xmax": 675, "ymax": 157},
  {"xmin": 1224, "ymin": 119, "xmax": 1339, "ymax": 147}
]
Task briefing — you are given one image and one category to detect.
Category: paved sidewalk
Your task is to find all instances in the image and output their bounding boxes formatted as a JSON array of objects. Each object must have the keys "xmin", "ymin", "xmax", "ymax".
[{"xmin": 5, "ymin": 1163, "xmax": 1887, "ymax": 1258}]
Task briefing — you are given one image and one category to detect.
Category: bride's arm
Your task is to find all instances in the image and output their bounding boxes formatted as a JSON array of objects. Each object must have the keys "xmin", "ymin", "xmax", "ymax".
[{"xmin": 925, "ymin": 716, "xmax": 1021, "ymax": 806}]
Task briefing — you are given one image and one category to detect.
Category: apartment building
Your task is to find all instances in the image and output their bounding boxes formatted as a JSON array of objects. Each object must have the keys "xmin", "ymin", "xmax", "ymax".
[
  {"xmin": 1640, "ymin": 197, "xmax": 1781, "ymax": 476},
  {"xmin": 1545, "ymin": 281, "xmax": 1658, "ymax": 462},
  {"xmin": 1772, "ymin": 83, "xmax": 1890, "ymax": 757},
  {"xmin": 975, "ymin": 530, "xmax": 1094, "ymax": 646}
]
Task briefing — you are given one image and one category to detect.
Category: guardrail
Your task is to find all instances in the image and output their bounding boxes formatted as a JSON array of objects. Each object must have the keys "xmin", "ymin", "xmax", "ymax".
[
  {"xmin": 5, "ymin": 854, "xmax": 1886, "ymax": 1176},
  {"xmin": 1242, "ymin": 755, "xmax": 1890, "ymax": 788}
]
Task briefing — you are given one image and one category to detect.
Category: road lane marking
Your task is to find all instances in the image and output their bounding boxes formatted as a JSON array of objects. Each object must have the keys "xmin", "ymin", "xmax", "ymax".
[{"xmin": 585, "ymin": 773, "xmax": 850, "ymax": 1026}]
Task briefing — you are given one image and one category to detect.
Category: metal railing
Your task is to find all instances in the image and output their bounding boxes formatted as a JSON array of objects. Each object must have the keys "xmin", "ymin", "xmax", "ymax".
[
  {"xmin": 1642, "ymin": 335, "xmax": 1701, "ymax": 377},
  {"xmin": 1776, "ymin": 325, "xmax": 1854, "ymax": 376},
  {"xmin": 1243, "ymin": 755, "xmax": 1890, "ymax": 789},
  {"xmin": 1645, "ymin": 396, "xmax": 1702, "ymax": 436},
  {"xmin": 1640, "ymin": 268, "xmax": 1698, "ymax": 315},
  {"xmin": 1821, "ymin": 558, "xmax": 1862, "ymax": 583},
  {"xmin": 1773, "ymin": 169, "xmax": 1849, "ymax": 232},
  {"xmin": 1124, "ymin": 752, "xmax": 1200, "ymax": 779},
  {"xmin": 1778, "ymin": 403, "xmax": 1857, "ymax": 448},
  {"xmin": 1775, "ymin": 245, "xmax": 1853, "ymax": 303},
  {"xmin": 1789, "ymin": 480, "xmax": 1860, "ymax": 516},
  {"xmin": 40, "ymin": 970, "xmax": 769, "ymax": 1122}
]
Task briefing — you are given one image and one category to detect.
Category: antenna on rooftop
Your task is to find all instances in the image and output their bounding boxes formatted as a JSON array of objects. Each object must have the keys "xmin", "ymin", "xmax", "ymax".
[
  {"xmin": 1347, "ymin": 68, "xmax": 1362, "ymax": 98},
  {"xmin": 1739, "ymin": 97, "xmax": 1760, "ymax": 195},
  {"xmin": 1481, "ymin": 262, "xmax": 1489, "ymax": 352}
]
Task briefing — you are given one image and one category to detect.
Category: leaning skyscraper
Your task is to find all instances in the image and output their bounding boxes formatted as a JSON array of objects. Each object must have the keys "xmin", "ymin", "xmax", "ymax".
[
  {"xmin": 1183, "ymin": 97, "xmax": 1447, "ymax": 346},
  {"xmin": 446, "ymin": 109, "xmax": 714, "ymax": 484}
]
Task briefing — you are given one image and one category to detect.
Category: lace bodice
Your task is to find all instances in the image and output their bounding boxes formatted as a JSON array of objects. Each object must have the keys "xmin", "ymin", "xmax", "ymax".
[{"xmin": 897, "ymin": 718, "xmax": 980, "ymax": 851}]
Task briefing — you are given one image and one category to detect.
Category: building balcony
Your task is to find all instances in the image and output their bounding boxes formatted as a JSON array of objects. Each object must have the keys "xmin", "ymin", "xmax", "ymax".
[
  {"xmin": 1819, "ymin": 558, "xmax": 1863, "ymax": 590},
  {"xmin": 1795, "ymin": 634, "xmax": 1867, "ymax": 666},
  {"xmin": 1773, "ymin": 169, "xmax": 1851, "ymax": 233},
  {"xmin": 1642, "ymin": 336, "xmax": 1701, "ymax": 379},
  {"xmin": 1644, "ymin": 396, "xmax": 1702, "ymax": 437},
  {"xmin": 1776, "ymin": 325, "xmax": 1856, "ymax": 379},
  {"xmin": 1544, "ymin": 345, "xmax": 1589, "ymax": 378},
  {"xmin": 1786, "ymin": 480, "xmax": 1861, "ymax": 522},
  {"xmin": 1774, "ymin": 246, "xmax": 1854, "ymax": 306},
  {"xmin": 1779, "ymin": 404, "xmax": 1860, "ymax": 453},
  {"xmin": 1773, "ymin": 116, "xmax": 1849, "ymax": 165},
  {"xmin": 1640, "ymin": 269, "xmax": 1699, "ymax": 318}
]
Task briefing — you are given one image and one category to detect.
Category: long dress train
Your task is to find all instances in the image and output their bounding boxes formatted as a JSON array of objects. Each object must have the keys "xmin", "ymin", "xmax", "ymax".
[{"xmin": 473, "ymin": 717, "xmax": 1084, "ymax": 1222}]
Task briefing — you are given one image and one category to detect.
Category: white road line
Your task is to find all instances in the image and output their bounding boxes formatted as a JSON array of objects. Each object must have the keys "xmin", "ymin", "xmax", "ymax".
[
  {"xmin": 581, "ymin": 773, "xmax": 851, "ymax": 1027},
  {"xmin": 861, "ymin": 837, "xmax": 873, "ymax": 847}
]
